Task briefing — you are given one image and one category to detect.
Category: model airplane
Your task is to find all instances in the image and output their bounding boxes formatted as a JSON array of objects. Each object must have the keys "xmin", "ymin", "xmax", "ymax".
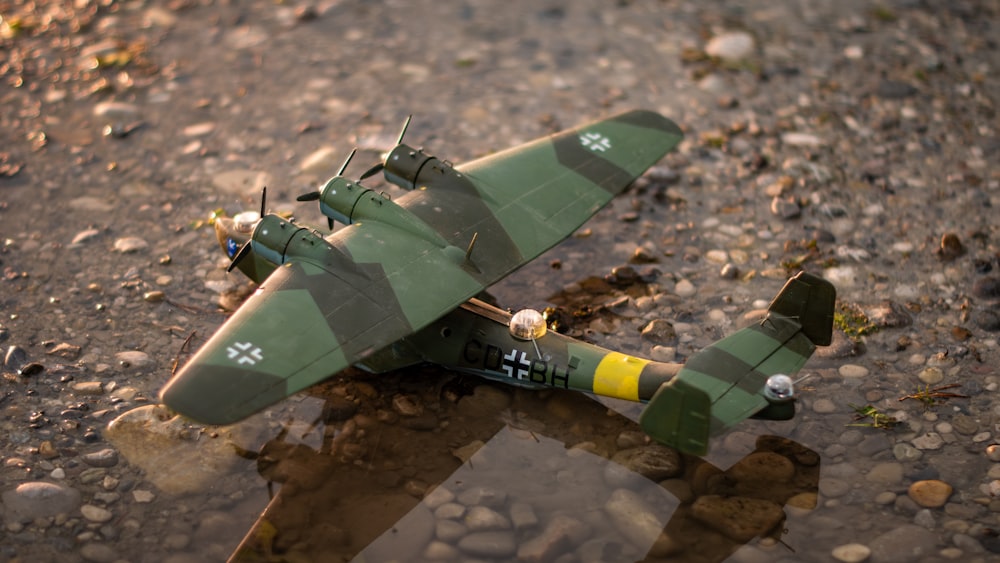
[{"xmin": 160, "ymin": 110, "xmax": 835, "ymax": 455}]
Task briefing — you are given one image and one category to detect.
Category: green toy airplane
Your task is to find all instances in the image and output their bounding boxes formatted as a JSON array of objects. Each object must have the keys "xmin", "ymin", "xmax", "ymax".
[{"xmin": 160, "ymin": 110, "xmax": 835, "ymax": 455}]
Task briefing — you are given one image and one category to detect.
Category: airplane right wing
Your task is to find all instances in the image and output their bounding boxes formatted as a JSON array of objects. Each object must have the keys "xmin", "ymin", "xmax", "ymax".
[{"xmin": 640, "ymin": 272, "xmax": 836, "ymax": 455}]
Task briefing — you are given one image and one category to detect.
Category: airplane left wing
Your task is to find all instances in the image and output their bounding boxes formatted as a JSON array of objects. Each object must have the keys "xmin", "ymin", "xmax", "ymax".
[{"xmin": 161, "ymin": 243, "xmax": 483, "ymax": 424}]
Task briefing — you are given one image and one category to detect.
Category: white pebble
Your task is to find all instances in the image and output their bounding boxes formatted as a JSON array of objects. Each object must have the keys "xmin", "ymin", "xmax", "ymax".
[
  {"xmin": 839, "ymin": 364, "xmax": 869, "ymax": 378},
  {"xmin": 673, "ymin": 279, "xmax": 696, "ymax": 298},
  {"xmin": 843, "ymin": 45, "xmax": 864, "ymax": 60},
  {"xmin": 705, "ymin": 31, "xmax": 755, "ymax": 61},
  {"xmin": 831, "ymin": 543, "xmax": 871, "ymax": 563},
  {"xmin": 705, "ymin": 249, "xmax": 728, "ymax": 264}
]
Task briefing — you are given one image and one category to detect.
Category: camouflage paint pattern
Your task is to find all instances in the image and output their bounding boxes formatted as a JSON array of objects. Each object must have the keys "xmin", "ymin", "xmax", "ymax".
[
  {"xmin": 161, "ymin": 110, "xmax": 683, "ymax": 424},
  {"xmin": 162, "ymin": 110, "xmax": 835, "ymax": 455}
]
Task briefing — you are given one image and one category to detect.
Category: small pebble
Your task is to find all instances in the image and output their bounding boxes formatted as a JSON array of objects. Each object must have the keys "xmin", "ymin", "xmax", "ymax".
[
  {"xmin": 839, "ymin": 364, "xmax": 869, "ymax": 378},
  {"xmin": 831, "ymin": 542, "xmax": 871, "ymax": 562},
  {"xmin": 673, "ymin": 279, "xmax": 696, "ymax": 298},
  {"xmin": 908, "ymin": 480, "xmax": 953, "ymax": 508}
]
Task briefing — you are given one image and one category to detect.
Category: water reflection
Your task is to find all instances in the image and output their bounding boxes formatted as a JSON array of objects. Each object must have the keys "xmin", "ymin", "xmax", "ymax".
[{"xmin": 228, "ymin": 374, "xmax": 820, "ymax": 562}]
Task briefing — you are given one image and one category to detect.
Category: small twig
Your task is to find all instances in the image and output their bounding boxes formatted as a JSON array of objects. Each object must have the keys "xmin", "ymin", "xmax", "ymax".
[
  {"xmin": 165, "ymin": 297, "xmax": 223, "ymax": 315},
  {"xmin": 171, "ymin": 330, "xmax": 198, "ymax": 376},
  {"xmin": 898, "ymin": 383, "xmax": 969, "ymax": 407}
]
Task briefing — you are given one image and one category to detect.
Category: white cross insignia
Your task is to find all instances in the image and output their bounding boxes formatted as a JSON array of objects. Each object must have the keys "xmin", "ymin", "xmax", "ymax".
[
  {"xmin": 226, "ymin": 341, "xmax": 264, "ymax": 365},
  {"xmin": 579, "ymin": 132, "xmax": 611, "ymax": 152}
]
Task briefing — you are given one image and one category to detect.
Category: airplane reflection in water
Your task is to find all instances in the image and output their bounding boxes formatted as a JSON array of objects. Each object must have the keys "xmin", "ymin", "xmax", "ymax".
[{"xmin": 228, "ymin": 379, "xmax": 820, "ymax": 563}]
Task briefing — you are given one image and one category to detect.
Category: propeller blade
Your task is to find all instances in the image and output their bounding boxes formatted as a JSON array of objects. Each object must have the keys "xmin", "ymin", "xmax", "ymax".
[
  {"xmin": 396, "ymin": 115, "xmax": 412, "ymax": 145},
  {"xmin": 296, "ymin": 191, "xmax": 321, "ymax": 202},
  {"xmin": 327, "ymin": 217, "xmax": 334, "ymax": 230},
  {"xmin": 260, "ymin": 186, "xmax": 267, "ymax": 217},
  {"xmin": 227, "ymin": 241, "xmax": 252, "ymax": 273},
  {"xmin": 359, "ymin": 162, "xmax": 384, "ymax": 181},
  {"xmin": 337, "ymin": 148, "xmax": 358, "ymax": 176}
]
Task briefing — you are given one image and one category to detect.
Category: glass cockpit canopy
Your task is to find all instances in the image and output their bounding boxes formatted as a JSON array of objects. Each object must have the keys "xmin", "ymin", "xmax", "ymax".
[{"xmin": 509, "ymin": 309, "xmax": 547, "ymax": 340}]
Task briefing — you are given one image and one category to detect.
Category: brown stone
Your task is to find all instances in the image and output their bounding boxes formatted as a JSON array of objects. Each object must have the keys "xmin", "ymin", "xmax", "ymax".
[
  {"xmin": 907, "ymin": 479, "xmax": 952, "ymax": 508},
  {"xmin": 691, "ymin": 495, "xmax": 785, "ymax": 542}
]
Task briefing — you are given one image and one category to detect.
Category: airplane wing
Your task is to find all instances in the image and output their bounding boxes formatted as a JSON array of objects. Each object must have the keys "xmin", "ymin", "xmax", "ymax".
[
  {"xmin": 455, "ymin": 109, "xmax": 684, "ymax": 262},
  {"xmin": 163, "ymin": 111, "xmax": 682, "ymax": 425},
  {"xmin": 161, "ymin": 229, "xmax": 482, "ymax": 424},
  {"xmin": 640, "ymin": 272, "xmax": 836, "ymax": 455}
]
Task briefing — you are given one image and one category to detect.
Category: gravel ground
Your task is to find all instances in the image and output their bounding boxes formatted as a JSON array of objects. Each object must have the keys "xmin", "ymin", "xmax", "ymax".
[{"xmin": 1, "ymin": 0, "xmax": 999, "ymax": 562}]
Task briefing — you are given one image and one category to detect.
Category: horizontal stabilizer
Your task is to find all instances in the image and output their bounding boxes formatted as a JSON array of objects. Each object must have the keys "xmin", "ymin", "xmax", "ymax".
[
  {"xmin": 640, "ymin": 379, "xmax": 712, "ymax": 455},
  {"xmin": 639, "ymin": 271, "xmax": 836, "ymax": 454}
]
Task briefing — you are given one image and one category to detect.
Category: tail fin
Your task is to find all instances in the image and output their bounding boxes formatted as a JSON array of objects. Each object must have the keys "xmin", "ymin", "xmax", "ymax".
[
  {"xmin": 639, "ymin": 272, "xmax": 836, "ymax": 455},
  {"xmin": 766, "ymin": 271, "xmax": 835, "ymax": 346}
]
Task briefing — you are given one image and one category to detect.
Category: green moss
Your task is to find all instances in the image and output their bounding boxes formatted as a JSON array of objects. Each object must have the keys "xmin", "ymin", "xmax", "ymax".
[{"xmin": 833, "ymin": 302, "xmax": 878, "ymax": 337}]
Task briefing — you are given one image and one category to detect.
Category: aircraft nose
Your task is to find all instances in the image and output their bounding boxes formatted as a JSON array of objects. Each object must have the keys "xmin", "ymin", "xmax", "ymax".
[{"xmin": 214, "ymin": 211, "xmax": 259, "ymax": 259}]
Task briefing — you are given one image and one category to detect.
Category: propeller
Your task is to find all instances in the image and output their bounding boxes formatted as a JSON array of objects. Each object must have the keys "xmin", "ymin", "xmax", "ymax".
[
  {"xmin": 296, "ymin": 148, "xmax": 357, "ymax": 202},
  {"xmin": 227, "ymin": 187, "xmax": 267, "ymax": 273},
  {"xmin": 358, "ymin": 114, "xmax": 411, "ymax": 181}
]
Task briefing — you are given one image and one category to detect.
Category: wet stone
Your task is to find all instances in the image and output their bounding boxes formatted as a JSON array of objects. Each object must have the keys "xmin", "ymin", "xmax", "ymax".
[
  {"xmin": 673, "ymin": 278, "xmax": 696, "ymax": 298},
  {"xmin": 434, "ymin": 503, "xmax": 465, "ymax": 520},
  {"xmin": 509, "ymin": 501, "xmax": 539, "ymax": 531},
  {"xmin": 457, "ymin": 531, "xmax": 517, "ymax": 558},
  {"xmin": 908, "ymin": 480, "xmax": 953, "ymax": 508},
  {"xmin": 866, "ymin": 462, "xmax": 904, "ymax": 485},
  {"xmin": 114, "ymin": 351, "xmax": 154, "ymax": 371},
  {"xmin": 691, "ymin": 495, "xmax": 785, "ymax": 542},
  {"xmin": 813, "ymin": 398, "xmax": 837, "ymax": 414},
  {"xmin": 517, "ymin": 514, "xmax": 591, "ymax": 562},
  {"xmin": 705, "ymin": 31, "xmax": 755, "ymax": 61},
  {"xmin": 870, "ymin": 524, "xmax": 939, "ymax": 562},
  {"xmin": 918, "ymin": 367, "xmax": 944, "ymax": 385},
  {"xmin": 770, "ymin": 196, "xmax": 801, "ymax": 219},
  {"xmin": 72, "ymin": 381, "xmax": 105, "ymax": 396},
  {"xmin": 640, "ymin": 319, "xmax": 677, "ymax": 345},
  {"xmin": 605, "ymin": 489, "xmax": 665, "ymax": 548},
  {"xmin": 727, "ymin": 451, "xmax": 795, "ymax": 483},
  {"xmin": 839, "ymin": 364, "xmax": 869, "ymax": 378},
  {"xmin": 912, "ymin": 433, "xmax": 945, "ymax": 451},
  {"xmin": 973, "ymin": 277, "xmax": 1000, "ymax": 301},
  {"xmin": 4, "ymin": 345, "xmax": 28, "ymax": 372},
  {"xmin": 82, "ymin": 448, "xmax": 119, "ymax": 468},
  {"xmin": 867, "ymin": 301, "xmax": 912, "ymax": 328},
  {"xmin": 81, "ymin": 504, "xmax": 113, "ymax": 523},
  {"xmin": 424, "ymin": 541, "xmax": 460, "ymax": 561},
  {"xmin": 951, "ymin": 414, "xmax": 979, "ymax": 436},
  {"xmin": 391, "ymin": 394, "xmax": 424, "ymax": 417},
  {"xmin": 857, "ymin": 434, "xmax": 892, "ymax": 456},
  {"xmin": 113, "ymin": 237, "xmax": 148, "ymax": 253},
  {"xmin": 2, "ymin": 481, "xmax": 82, "ymax": 523},
  {"xmin": 893, "ymin": 443, "xmax": 923, "ymax": 462},
  {"xmin": 457, "ymin": 486, "xmax": 507, "ymax": 508},
  {"xmin": 435, "ymin": 519, "xmax": 467, "ymax": 543},
  {"xmin": 423, "ymin": 486, "xmax": 455, "ymax": 510},
  {"xmin": 79, "ymin": 543, "xmax": 119, "ymax": 563},
  {"xmin": 832, "ymin": 542, "xmax": 872, "ymax": 563},
  {"xmin": 47, "ymin": 342, "xmax": 81, "ymax": 360},
  {"xmin": 819, "ymin": 478, "xmax": 850, "ymax": 498},
  {"xmin": 610, "ymin": 444, "xmax": 682, "ymax": 482},
  {"xmin": 973, "ymin": 309, "xmax": 1000, "ymax": 332},
  {"xmin": 464, "ymin": 506, "xmax": 511, "ymax": 531}
]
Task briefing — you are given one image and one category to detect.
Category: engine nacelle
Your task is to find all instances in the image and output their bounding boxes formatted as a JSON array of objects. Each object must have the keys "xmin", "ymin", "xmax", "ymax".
[
  {"xmin": 249, "ymin": 215, "xmax": 306, "ymax": 266},
  {"xmin": 383, "ymin": 143, "xmax": 436, "ymax": 191},
  {"xmin": 319, "ymin": 177, "xmax": 371, "ymax": 225}
]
